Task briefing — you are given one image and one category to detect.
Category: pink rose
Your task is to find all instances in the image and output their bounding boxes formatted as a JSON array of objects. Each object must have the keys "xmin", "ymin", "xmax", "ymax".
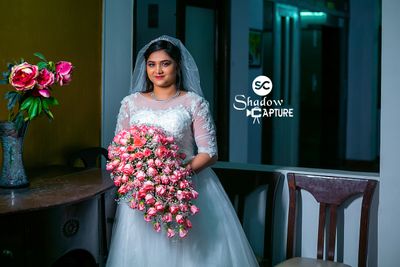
[
  {"xmin": 32, "ymin": 88, "xmax": 51, "ymax": 98},
  {"xmin": 190, "ymin": 205, "xmax": 200, "ymax": 215},
  {"xmin": 133, "ymin": 179, "xmax": 142, "ymax": 188},
  {"xmin": 156, "ymin": 185, "xmax": 166, "ymax": 196},
  {"xmin": 179, "ymin": 204, "xmax": 188, "ymax": 212},
  {"xmin": 129, "ymin": 201, "xmax": 137, "ymax": 209},
  {"xmin": 138, "ymin": 202, "xmax": 145, "ymax": 211},
  {"xmin": 186, "ymin": 219, "xmax": 192, "ymax": 229},
  {"xmin": 119, "ymin": 138, "xmax": 128, "ymax": 146},
  {"xmin": 55, "ymin": 61, "xmax": 73, "ymax": 86},
  {"xmin": 147, "ymin": 167, "xmax": 158, "ymax": 177},
  {"xmin": 123, "ymin": 163, "xmax": 134, "ymax": 175},
  {"xmin": 162, "ymin": 213, "xmax": 172, "ymax": 222},
  {"xmin": 167, "ymin": 228, "xmax": 175, "ymax": 238},
  {"xmin": 106, "ymin": 162, "xmax": 115, "ymax": 171},
  {"xmin": 179, "ymin": 180, "xmax": 189, "ymax": 189},
  {"xmin": 153, "ymin": 222, "xmax": 161, "ymax": 232},
  {"xmin": 191, "ymin": 190, "xmax": 199, "ymax": 199},
  {"xmin": 144, "ymin": 215, "xmax": 152, "ymax": 222},
  {"xmin": 163, "ymin": 166, "xmax": 172, "ymax": 174},
  {"xmin": 143, "ymin": 181, "xmax": 154, "ymax": 191},
  {"xmin": 176, "ymin": 190, "xmax": 184, "ymax": 201},
  {"xmin": 169, "ymin": 175, "xmax": 179, "ymax": 183},
  {"xmin": 147, "ymin": 207, "xmax": 157, "ymax": 216},
  {"xmin": 137, "ymin": 189, "xmax": 147, "ymax": 199},
  {"xmin": 160, "ymin": 175, "xmax": 169, "ymax": 184},
  {"xmin": 135, "ymin": 170, "xmax": 146, "ymax": 181},
  {"xmin": 121, "ymin": 175, "xmax": 129, "ymax": 183},
  {"xmin": 145, "ymin": 194, "xmax": 155, "ymax": 205},
  {"xmin": 155, "ymin": 146, "xmax": 168, "ymax": 158},
  {"xmin": 175, "ymin": 214, "xmax": 185, "ymax": 224},
  {"xmin": 126, "ymin": 145, "xmax": 135, "ymax": 152},
  {"xmin": 147, "ymin": 158, "xmax": 155, "ymax": 167},
  {"xmin": 117, "ymin": 185, "xmax": 128, "ymax": 194},
  {"xmin": 169, "ymin": 205, "xmax": 179, "ymax": 214},
  {"xmin": 155, "ymin": 158, "xmax": 163, "ymax": 167},
  {"xmin": 154, "ymin": 202, "xmax": 164, "ymax": 212},
  {"xmin": 143, "ymin": 148, "xmax": 152, "ymax": 157},
  {"xmin": 36, "ymin": 68, "xmax": 55, "ymax": 89},
  {"xmin": 9, "ymin": 62, "xmax": 39, "ymax": 90},
  {"xmin": 136, "ymin": 161, "xmax": 143, "ymax": 169},
  {"xmin": 179, "ymin": 228, "xmax": 188, "ymax": 238},
  {"xmin": 133, "ymin": 136, "xmax": 146, "ymax": 148}
]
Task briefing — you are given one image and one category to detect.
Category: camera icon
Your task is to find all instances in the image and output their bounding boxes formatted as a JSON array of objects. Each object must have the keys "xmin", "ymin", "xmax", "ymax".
[{"xmin": 246, "ymin": 107, "xmax": 262, "ymax": 124}]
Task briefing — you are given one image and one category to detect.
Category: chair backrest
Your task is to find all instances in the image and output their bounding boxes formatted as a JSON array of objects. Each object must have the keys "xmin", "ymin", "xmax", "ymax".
[
  {"xmin": 286, "ymin": 173, "xmax": 377, "ymax": 267},
  {"xmin": 68, "ymin": 147, "xmax": 109, "ymax": 169}
]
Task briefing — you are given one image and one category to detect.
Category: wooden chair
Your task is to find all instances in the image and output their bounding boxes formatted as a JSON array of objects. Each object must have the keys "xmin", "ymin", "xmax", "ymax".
[
  {"xmin": 212, "ymin": 164, "xmax": 281, "ymax": 267},
  {"xmin": 68, "ymin": 147, "xmax": 109, "ymax": 169},
  {"xmin": 275, "ymin": 173, "xmax": 377, "ymax": 267}
]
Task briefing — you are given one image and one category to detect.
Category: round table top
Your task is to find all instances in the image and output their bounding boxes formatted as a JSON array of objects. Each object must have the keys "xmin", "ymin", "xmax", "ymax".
[{"xmin": 0, "ymin": 168, "xmax": 114, "ymax": 215}]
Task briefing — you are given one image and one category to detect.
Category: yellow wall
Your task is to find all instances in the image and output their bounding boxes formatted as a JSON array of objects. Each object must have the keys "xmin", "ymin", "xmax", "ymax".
[{"xmin": 0, "ymin": 0, "xmax": 102, "ymax": 168}]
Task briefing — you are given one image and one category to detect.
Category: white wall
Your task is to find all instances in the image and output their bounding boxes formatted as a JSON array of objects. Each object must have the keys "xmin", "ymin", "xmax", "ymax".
[
  {"xmin": 378, "ymin": 0, "xmax": 400, "ymax": 266},
  {"xmin": 101, "ymin": 0, "xmax": 134, "ymax": 149}
]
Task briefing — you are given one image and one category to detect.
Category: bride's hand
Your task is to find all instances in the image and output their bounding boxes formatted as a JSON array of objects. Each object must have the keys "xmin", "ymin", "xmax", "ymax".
[{"xmin": 186, "ymin": 153, "xmax": 218, "ymax": 173}]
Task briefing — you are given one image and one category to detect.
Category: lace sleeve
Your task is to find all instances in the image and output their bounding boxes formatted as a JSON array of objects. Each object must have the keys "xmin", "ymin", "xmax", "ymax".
[
  {"xmin": 115, "ymin": 96, "xmax": 131, "ymax": 135},
  {"xmin": 192, "ymin": 96, "xmax": 218, "ymax": 158}
]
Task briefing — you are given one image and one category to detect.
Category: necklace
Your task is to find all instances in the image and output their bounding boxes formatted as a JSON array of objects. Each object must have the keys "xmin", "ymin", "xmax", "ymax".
[{"xmin": 150, "ymin": 90, "xmax": 180, "ymax": 101}]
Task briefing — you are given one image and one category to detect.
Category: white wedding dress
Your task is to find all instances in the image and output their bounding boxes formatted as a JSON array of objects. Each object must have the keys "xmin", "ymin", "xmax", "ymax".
[{"xmin": 106, "ymin": 91, "xmax": 259, "ymax": 267}]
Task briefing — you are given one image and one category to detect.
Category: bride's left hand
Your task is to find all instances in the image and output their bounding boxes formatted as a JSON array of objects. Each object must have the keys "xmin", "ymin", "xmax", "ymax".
[{"xmin": 186, "ymin": 153, "xmax": 218, "ymax": 174}]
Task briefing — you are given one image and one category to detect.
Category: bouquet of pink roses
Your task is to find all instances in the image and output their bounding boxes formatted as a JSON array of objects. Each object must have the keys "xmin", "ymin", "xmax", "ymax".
[
  {"xmin": 107, "ymin": 124, "xmax": 200, "ymax": 239},
  {"xmin": 0, "ymin": 52, "xmax": 73, "ymax": 129}
]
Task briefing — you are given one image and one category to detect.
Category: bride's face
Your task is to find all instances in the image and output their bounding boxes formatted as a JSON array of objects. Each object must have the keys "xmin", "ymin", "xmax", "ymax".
[{"xmin": 146, "ymin": 50, "xmax": 177, "ymax": 89}]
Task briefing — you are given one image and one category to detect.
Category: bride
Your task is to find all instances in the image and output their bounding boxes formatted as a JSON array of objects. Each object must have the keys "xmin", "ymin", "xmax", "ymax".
[{"xmin": 106, "ymin": 35, "xmax": 259, "ymax": 267}]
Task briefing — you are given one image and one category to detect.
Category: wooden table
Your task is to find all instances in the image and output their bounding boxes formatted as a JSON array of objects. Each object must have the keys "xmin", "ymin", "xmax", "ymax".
[{"xmin": 0, "ymin": 168, "xmax": 114, "ymax": 267}]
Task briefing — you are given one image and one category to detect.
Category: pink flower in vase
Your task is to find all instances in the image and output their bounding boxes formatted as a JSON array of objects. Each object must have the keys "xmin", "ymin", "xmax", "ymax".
[
  {"xmin": 9, "ymin": 62, "xmax": 39, "ymax": 90},
  {"xmin": 55, "ymin": 61, "xmax": 73, "ymax": 86},
  {"xmin": 37, "ymin": 68, "xmax": 55, "ymax": 89}
]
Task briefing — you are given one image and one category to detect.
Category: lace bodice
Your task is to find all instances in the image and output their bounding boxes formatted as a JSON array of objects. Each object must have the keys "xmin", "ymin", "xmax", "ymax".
[{"xmin": 115, "ymin": 91, "xmax": 218, "ymax": 160}]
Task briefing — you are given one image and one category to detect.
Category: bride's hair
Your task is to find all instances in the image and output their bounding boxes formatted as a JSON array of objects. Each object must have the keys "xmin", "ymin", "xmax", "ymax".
[{"xmin": 143, "ymin": 40, "xmax": 185, "ymax": 92}]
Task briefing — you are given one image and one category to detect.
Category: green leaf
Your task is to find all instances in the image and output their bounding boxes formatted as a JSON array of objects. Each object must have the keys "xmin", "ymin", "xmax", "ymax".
[
  {"xmin": 38, "ymin": 98, "xmax": 42, "ymax": 115},
  {"xmin": 37, "ymin": 61, "xmax": 48, "ymax": 70},
  {"xmin": 14, "ymin": 112, "xmax": 24, "ymax": 130},
  {"xmin": 44, "ymin": 109, "xmax": 54, "ymax": 119},
  {"xmin": 34, "ymin": 52, "xmax": 47, "ymax": 62},
  {"xmin": 6, "ymin": 92, "xmax": 21, "ymax": 110},
  {"xmin": 0, "ymin": 80, "xmax": 8, "ymax": 85},
  {"xmin": 47, "ymin": 97, "xmax": 59, "ymax": 106},
  {"xmin": 2, "ymin": 71, "xmax": 10, "ymax": 79},
  {"xmin": 28, "ymin": 98, "xmax": 40, "ymax": 120},
  {"xmin": 20, "ymin": 96, "xmax": 34, "ymax": 111},
  {"xmin": 42, "ymin": 99, "xmax": 49, "ymax": 111}
]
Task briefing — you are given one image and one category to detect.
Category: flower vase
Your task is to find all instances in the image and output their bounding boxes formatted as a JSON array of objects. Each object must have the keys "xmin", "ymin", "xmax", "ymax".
[{"xmin": 0, "ymin": 121, "xmax": 29, "ymax": 188}]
